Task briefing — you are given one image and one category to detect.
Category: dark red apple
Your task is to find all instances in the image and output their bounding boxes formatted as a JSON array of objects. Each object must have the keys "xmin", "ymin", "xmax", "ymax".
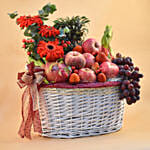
[
  {"xmin": 65, "ymin": 51, "xmax": 86, "ymax": 69},
  {"xmin": 83, "ymin": 53, "xmax": 95, "ymax": 68},
  {"xmin": 100, "ymin": 62, "xmax": 119, "ymax": 78},
  {"xmin": 82, "ymin": 38, "xmax": 100, "ymax": 54}
]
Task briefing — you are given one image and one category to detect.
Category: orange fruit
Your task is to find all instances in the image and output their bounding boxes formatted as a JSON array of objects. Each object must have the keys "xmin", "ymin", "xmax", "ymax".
[
  {"xmin": 91, "ymin": 62, "xmax": 100, "ymax": 72},
  {"xmin": 72, "ymin": 45, "xmax": 83, "ymax": 53},
  {"xmin": 97, "ymin": 73, "xmax": 107, "ymax": 82},
  {"xmin": 69, "ymin": 73, "xmax": 80, "ymax": 84}
]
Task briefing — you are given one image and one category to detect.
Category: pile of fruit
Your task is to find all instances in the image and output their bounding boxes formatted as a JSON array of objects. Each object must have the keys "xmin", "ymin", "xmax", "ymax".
[{"xmin": 9, "ymin": 3, "xmax": 143, "ymax": 105}]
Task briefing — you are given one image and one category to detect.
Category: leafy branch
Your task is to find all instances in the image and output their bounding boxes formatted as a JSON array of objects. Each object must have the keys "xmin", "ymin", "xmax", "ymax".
[
  {"xmin": 38, "ymin": 3, "xmax": 57, "ymax": 20},
  {"xmin": 8, "ymin": 11, "xmax": 18, "ymax": 19},
  {"xmin": 54, "ymin": 16, "xmax": 90, "ymax": 46}
]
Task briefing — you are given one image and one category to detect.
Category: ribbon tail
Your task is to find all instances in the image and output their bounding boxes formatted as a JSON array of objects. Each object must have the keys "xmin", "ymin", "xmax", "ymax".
[
  {"xmin": 24, "ymin": 96, "xmax": 33, "ymax": 139},
  {"xmin": 18, "ymin": 87, "xmax": 28, "ymax": 138},
  {"xmin": 30, "ymin": 83, "xmax": 42, "ymax": 133},
  {"xmin": 33, "ymin": 110, "xmax": 42, "ymax": 133},
  {"xmin": 18, "ymin": 87, "xmax": 33, "ymax": 139},
  {"xmin": 18, "ymin": 86, "xmax": 42, "ymax": 139}
]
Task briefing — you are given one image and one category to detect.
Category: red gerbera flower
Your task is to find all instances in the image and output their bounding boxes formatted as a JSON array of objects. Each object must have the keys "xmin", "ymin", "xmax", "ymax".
[
  {"xmin": 39, "ymin": 25, "xmax": 60, "ymax": 37},
  {"xmin": 17, "ymin": 15, "xmax": 43, "ymax": 29},
  {"xmin": 37, "ymin": 40, "xmax": 64, "ymax": 62}
]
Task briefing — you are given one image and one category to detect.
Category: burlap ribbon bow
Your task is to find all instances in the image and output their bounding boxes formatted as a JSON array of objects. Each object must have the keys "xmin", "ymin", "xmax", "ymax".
[{"xmin": 17, "ymin": 62, "xmax": 44, "ymax": 139}]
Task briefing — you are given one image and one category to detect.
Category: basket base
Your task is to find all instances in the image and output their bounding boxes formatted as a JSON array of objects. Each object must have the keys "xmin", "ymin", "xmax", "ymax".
[{"xmin": 41, "ymin": 125, "xmax": 123, "ymax": 139}]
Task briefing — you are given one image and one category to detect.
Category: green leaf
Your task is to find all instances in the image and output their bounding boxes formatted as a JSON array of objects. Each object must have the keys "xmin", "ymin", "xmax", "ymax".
[
  {"xmin": 58, "ymin": 70, "xmax": 62, "ymax": 76},
  {"xmin": 39, "ymin": 3, "xmax": 57, "ymax": 18},
  {"xmin": 49, "ymin": 64, "xmax": 53, "ymax": 71},
  {"xmin": 40, "ymin": 17, "xmax": 49, "ymax": 20},
  {"xmin": 56, "ymin": 58, "xmax": 64, "ymax": 64},
  {"xmin": 110, "ymin": 47, "xmax": 114, "ymax": 56},
  {"xmin": 42, "ymin": 57, "xmax": 46, "ymax": 64},
  {"xmin": 43, "ymin": 78, "xmax": 49, "ymax": 84},
  {"xmin": 64, "ymin": 27, "xmax": 70, "ymax": 33},
  {"xmin": 28, "ymin": 56, "xmax": 44, "ymax": 66},
  {"xmin": 68, "ymin": 66, "xmax": 72, "ymax": 72},
  {"xmin": 49, "ymin": 4, "xmax": 57, "ymax": 14},
  {"xmin": 31, "ymin": 52, "xmax": 41, "ymax": 60},
  {"xmin": 38, "ymin": 10, "xmax": 45, "ymax": 16},
  {"xmin": 43, "ymin": 3, "xmax": 56, "ymax": 14},
  {"xmin": 43, "ymin": 4, "xmax": 51, "ymax": 13},
  {"xmin": 8, "ymin": 11, "xmax": 18, "ymax": 19},
  {"xmin": 31, "ymin": 32, "xmax": 40, "ymax": 39},
  {"xmin": 24, "ymin": 27, "xmax": 32, "ymax": 37},
  {"xmin": 58, "ymin": 29, "xmax": 66, "ymax": 38},
  {"xmin": 64, "ymin": 67, "xmax": 70, "ymax": 74},
  {"xmin": 107, "ymin": 53, "xmax": 111, "ymax": 59}
]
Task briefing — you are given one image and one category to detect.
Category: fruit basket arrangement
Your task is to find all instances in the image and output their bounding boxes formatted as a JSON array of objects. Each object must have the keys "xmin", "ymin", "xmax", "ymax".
[{"xmin": 9, "ymin": 3, "xmax": 143, "ymax": 139}]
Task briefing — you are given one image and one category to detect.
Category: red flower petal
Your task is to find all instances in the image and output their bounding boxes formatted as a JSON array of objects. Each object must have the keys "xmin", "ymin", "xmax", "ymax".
[{"xmin": 37, "ymin": 40, "xmax": 64, "ymax": 62}]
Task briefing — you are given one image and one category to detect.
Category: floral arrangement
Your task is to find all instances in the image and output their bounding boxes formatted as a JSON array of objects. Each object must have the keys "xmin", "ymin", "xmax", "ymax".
[{"xmin": 9, "ymin": 3, "xmax": 143, "ymax": 105}]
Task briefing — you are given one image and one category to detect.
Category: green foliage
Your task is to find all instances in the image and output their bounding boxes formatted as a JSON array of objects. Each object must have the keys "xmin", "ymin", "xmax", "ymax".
[
  {"xmin": 53, "ymin": 16, "xmax": 90, "ymax": 46},
  {"xmin": 23, "ymin": 23, "xmax": 42, "ymax": 61},
  {"xmin": 43, "ymin": 78, "xmax": 49, "ymax": 84},
  {"xmin": 8, "ymin": 11, "xmax": 18, "ymax": 19},
  {"xmin": 28, "ymin": 56, "xmax": 44, "ymax": 66},
  {"xmin": 101, "ymin": 25, "xmax": 113, "ymax": 58},
  {"xmin": 101, "ymin": 25, "xmax": 113, "ymax": 49},
  {"xmin": 49, "ymin": 63, "xmax": 53, "ymax": 71},
  {"xmin": 38, "ymin": 3, "xmax": 57, "ymax": 20},
  {"xmin": 56, "ymin": 58, "xmax": 64, "ymax": 64},
  {"xmin": 64, "ymin": 66, "xmax": 72, "ymax": 75}
]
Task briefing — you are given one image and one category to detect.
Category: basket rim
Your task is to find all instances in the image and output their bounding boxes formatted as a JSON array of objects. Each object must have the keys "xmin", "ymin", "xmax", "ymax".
[{"xmin": 40, "ymin": 81, "xmax": 121, "ymax": 89}]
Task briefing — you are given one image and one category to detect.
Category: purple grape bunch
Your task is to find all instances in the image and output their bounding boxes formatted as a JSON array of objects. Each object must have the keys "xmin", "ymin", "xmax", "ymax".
[{"xmin": 112, "ymin": 53, "xmax": 143, "ymax": 105}]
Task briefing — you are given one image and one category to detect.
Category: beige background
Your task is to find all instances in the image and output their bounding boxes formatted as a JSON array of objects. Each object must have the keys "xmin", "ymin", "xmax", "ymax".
[{"xmin": 0, "ymin": 0, "xmax": 150, "ymax": 149}]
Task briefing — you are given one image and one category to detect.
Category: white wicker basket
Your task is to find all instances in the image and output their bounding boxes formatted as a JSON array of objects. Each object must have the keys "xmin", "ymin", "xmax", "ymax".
[{"xmin": 38, "ymin": 84, "xmax": 124, "ymax": 138}]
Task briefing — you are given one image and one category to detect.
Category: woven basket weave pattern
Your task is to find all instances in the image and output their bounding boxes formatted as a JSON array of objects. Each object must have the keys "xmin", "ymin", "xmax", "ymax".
[{"xmin": 38, "ymin": 86, "xmax": 124, "ymax": 138}]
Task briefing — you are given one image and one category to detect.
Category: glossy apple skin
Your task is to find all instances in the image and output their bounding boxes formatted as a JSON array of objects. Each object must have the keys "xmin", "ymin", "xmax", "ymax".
[
  {"xmin": 79, "ymin": 68, "xmax": 96, "ymax": 83},
  {"xmin": 44, "ymin": 62, "xmax": 71, "ymax": 82},
  {"xmin": 65, "ymin": 51, "xmax": 86, "ymax": 69},
  {"xmin": 100, "ymin": 62, "xmax": 119, "ymax": 78},
  {"xmin": 82, "ymin": 38, "xmax": 100, "ymax": 54},
  {"xmin": 83, "ymin": 53, "xmax": 95, "ymax": 68}
]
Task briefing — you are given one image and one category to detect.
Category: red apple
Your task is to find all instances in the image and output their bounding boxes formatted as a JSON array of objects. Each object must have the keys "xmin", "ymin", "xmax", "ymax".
[
  {"xmin": 65, "ymin": 51, "xmax": 86, "ymax": 69},
  {"xmin": 82, "ymin": 38, "xmax": 100, "ymax": 54},
  {"xmin": 83, "ymin": 53, "xmax": 95, "ymax": 68},
  {"xmin": 44, "ymin": 62, "xmax": 71, "ymax": 83},
  {"xmin": 100, "ymin": 62, "xmax": 119, "ymax": 78},
  {"xmin": 79, "ymin": 68, "xmax": 96, "ymax": 83}
]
